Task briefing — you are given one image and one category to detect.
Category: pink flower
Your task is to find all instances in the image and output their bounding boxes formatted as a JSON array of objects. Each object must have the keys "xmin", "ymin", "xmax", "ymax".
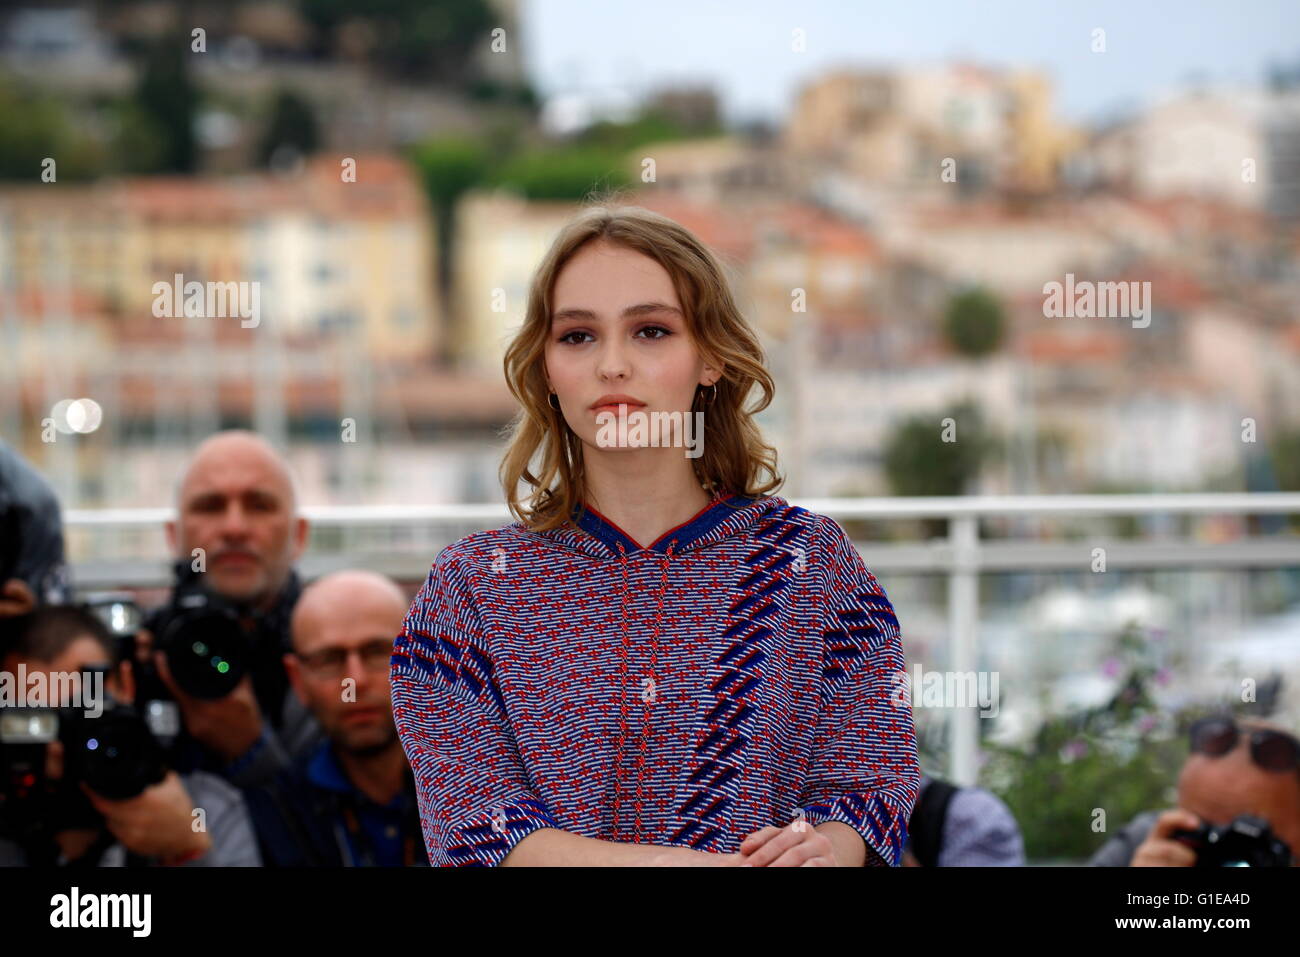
[{"xmin": 1101, "ymin": 657, "xmax": 1122, "ymax": 678}]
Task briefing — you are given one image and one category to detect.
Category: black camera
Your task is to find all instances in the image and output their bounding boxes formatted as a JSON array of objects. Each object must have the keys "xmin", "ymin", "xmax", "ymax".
[
  {"xmin": 0, "ymin": 505, "xmax": 20, "ymax": 585},
  {"xmin": 141, "ymin": 560, "xmax": 253, "ymax": 700},
  {"xmin": 1172, "ymin": 814, "xmax": 1294, "ymax": 867},
  {"xmin": 0, "ymin": 691, "xmax": 168, "ymax": 838}
]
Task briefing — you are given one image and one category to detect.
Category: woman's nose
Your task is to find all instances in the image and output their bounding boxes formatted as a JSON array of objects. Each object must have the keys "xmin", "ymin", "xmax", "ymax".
[{"xmin": 596, "ymin": 342, "xmax": 630, "ymax": 380}]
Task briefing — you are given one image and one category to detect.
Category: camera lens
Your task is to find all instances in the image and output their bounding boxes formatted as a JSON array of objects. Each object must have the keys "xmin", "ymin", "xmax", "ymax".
[
  {"xmin": 163, "ymin": 608, "xmax": 250, "ymax": 699},
  {"xmin": 64, "ymin": 706, "xmax": 166, "ymax": 800}
]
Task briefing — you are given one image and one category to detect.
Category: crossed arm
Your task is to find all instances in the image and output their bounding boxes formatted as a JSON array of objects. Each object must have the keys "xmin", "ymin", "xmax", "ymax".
[{"xmin": 501, "ymin": 820, "xmax": 866, "ymax": 867}]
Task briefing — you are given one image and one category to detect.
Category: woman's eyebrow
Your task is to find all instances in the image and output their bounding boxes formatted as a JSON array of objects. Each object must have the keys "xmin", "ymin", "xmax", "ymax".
[{"xmin": 552, "ymin": 302, "xmax": 683, "ymax": 323}]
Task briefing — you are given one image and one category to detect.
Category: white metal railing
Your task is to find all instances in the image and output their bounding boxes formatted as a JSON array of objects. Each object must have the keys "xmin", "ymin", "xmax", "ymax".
[{"xmin": 62, "ymin": 493, "xmax": 1300, "ymax": 786}]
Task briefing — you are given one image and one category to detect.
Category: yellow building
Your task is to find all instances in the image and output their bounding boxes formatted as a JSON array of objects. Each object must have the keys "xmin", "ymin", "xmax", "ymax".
[{"xmin": 451, "ymin": 190, "xmax": 576, "ymax": 374}]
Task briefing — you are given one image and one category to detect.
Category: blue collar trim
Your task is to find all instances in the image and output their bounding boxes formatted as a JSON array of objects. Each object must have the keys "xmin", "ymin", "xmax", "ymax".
[{"xmin": 571, "ymin": 491, "xmax": 755, "ymax": 555}]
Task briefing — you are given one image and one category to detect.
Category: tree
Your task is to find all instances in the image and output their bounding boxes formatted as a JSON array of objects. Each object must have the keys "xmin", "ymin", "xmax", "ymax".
[
  {"xmin": 1269, "ymin": 426, "xmax": 1300, "ymax": 491},
  {"xmin": 257, "ymin": 88, "xmax": 320, "ymax": 169},
  {"xmin": 486, "ymin": 146, "xmax": 633, "ymax": 201},
  {"xmin": 410, "ymin": 137, "xmax": 495, "ymax": 359},
  {"xmin": 883, "ymin": 399, "xmax": 994, "ymax": 498},
  {"xmin": 0, "ymin": 85, "xmax": 101, "ymax": 181},
  {"xmin": 468, "ymin": 78, "xmax": 541, "ymax": 111},
  {"xmin": 134, "ymin": 36, "xmax": 199, "ymax": 173},
  {"xmin": 106, "ymin": 100, "xmax": 170, "ymax": 175},
  {"xmin": 575, "ymin": 111, "xmax": 699, "ymax": 150},
  {"xmin": 411, "ymin": 137, "xmax": 492, "ymax": 213},
  {"xmin": 943, "ymin": 287, "xmax": 1006, "ymax": 358}
]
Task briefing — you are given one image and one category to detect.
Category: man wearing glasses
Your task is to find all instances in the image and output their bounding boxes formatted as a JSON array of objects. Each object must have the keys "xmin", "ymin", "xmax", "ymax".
[
  {"xmin": 1089, "ymin": 715, "xmax": 1300, "ymax": 866},
  {"xmin": 243, "ymin": 570, "xmax": 427, "ymax": 866}
]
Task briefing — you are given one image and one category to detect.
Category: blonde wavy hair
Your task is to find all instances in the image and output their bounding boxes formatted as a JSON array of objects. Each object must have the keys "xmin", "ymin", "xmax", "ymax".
[{"xmin": 499, "ymin": 200, "xmax": 783, "ymax": 532}]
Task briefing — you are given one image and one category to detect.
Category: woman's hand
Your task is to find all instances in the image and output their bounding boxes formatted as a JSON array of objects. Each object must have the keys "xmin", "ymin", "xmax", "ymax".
[
  {"xmin": 644, "ymin": 845, "xmax": 747, "ymax": 866},
  {"xmin": 738, "ymin": 822, "xmax": 838, "ymax": 866}
]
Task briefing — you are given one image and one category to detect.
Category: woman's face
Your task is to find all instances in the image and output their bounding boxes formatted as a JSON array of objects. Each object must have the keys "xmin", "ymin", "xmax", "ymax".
[{"xmin": 544, "ymin": 239, "xmax": 717, "ymax": 451}]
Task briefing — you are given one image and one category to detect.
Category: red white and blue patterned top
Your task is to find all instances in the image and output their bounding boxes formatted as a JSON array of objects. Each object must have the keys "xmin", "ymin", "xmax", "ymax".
[{"xmin": 391, "ymin": 490, "xmax": 920, "ymax": 866}]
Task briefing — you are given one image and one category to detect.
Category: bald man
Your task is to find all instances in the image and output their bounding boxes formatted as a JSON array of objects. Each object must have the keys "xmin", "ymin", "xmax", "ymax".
[
  {"xmin": 137, "ymin": 430, "xmax": 323, "ymax": 790},
  {"xmin": 1090, "ymin": 716, "xmax": 1300, "ymax": 866},
  {"xmin": 165, "ymin": 430, "xmax": 307, "ymax": 608},
  {"xmin": 243, "ymin": 571, "xmax": 428, "ymax": 866}
]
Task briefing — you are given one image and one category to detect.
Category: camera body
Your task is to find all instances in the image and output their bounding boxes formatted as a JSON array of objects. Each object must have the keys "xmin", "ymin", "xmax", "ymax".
[
  {"xmin": 0, "ymin": 696, "xmax": 168, "ymax": 839},
  {"xmin": 1172, "ymin": 813, "xmax": 1294, "ymax": 867},
  {"xmin": 0, "ymin": 506, "xmax": 20, "ymax": 585}
]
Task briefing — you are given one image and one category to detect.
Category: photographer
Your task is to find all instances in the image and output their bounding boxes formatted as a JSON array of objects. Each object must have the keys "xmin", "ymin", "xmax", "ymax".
[
  {"xmin": 0, "ymin": 605, "xmax": 259, "ymax": 866},
  {"xmin": 137, "ymin": 431, "xmax": 323, "ymax": 789},
  {"xmin": 0, "ymin": 439, "xmax": 71, "ymax": 619},
  {"xmin": 1089, "ymin": 715, "xmax": 1300, "ymax": 866},
  {"xmin": 244, "ymin": 571, "xmax": 427, "ymax": 866}
]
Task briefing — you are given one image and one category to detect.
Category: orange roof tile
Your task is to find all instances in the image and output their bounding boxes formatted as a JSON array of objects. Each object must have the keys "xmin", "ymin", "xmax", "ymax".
[{"xmin": 1020, "ymin": 329, "xmax": 1128, "ymax": 363}]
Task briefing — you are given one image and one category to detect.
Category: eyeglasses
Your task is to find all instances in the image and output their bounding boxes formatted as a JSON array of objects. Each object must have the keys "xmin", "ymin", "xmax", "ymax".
[
  {"xmin": 1188, "ymin": 715, "xmax": 1300, "ymax": 774},
  {"xmin": 295, "ymin": 640, "xmax": 394, "ymax": 678}
]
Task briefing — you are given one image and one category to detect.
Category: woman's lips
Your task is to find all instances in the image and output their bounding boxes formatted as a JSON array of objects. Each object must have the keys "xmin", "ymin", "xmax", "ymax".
[{"xmin": 591, "ymin": 403, "xmax": 646, "ymax": 415}]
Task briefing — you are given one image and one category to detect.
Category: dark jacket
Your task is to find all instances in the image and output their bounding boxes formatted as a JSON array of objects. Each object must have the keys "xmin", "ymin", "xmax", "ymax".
[
  {"xmin": 1088, "ymin": 810, "xmax": 1160, "ymax": 866},
  {"xmin": 0, "ymin": 439, "xmax": 71, "ymax": 605},
  {"xmin": 244, "ymin": 740, "xmax": 427, "ymax": 867}
]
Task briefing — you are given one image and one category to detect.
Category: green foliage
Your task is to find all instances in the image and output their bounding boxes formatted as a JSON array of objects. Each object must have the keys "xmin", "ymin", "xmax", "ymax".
[
  {"xmin": 257, "ymin": 88, "xmax": 320, "ymax": 168},
  {"xmin": 979, "ymin": 621, "xmax": 1271, "ymax": 862},
  {"xmin": 943, "ymin": 286, "xmax": 1006, "ymax": 358},
  {"xmin": 103, "ymin": 100, "xmax": 171, "ymax": 175},
  {"xmin": 575, "ymin": 111, "xmax": 705, "ymax": 150},
  {"xmin": 134, "ymin": 37, "xmax": 199, "ymax": 173},
  {"xmin": 1270, "ymin": 426, "xmax": 1300, "ymax": 492},
  {"xmin": 409, "ymin": 109, "xmax": 691, "ymax": 210},
  {"xmin": 0, "ymin": 82, "xmax": 102, "ymax": 181},
  {"xmin": 410, "ymin": 137, "xmax": 493, "ymax": 210},
  {"xmin": 467, "ymin": 79, "xmax": 541, "ymax": 110},
  {"xmin": 485, "ymin": 146, "xmax": 633, "ymax": 201},
  {"xmin": 883, "ymin": 398, "xmax": 996, "ymax": 497}
]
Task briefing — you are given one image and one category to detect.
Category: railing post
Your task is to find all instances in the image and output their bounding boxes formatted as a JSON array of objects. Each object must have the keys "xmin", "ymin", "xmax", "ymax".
[{"xmin": 948, "ymin": 514, "xmax": 980, "ymax": 787}]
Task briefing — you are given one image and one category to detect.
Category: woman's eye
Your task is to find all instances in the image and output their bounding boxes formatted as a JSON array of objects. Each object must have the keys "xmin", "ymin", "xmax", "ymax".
[{"xmin": 558, "ymin": 326, "xmax": 670, "ymax": 344}]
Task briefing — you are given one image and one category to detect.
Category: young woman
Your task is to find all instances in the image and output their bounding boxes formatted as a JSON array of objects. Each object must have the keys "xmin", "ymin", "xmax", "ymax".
[{"xmin": 391, "ymin": 204, "xmax": 919, "ymax": 866}]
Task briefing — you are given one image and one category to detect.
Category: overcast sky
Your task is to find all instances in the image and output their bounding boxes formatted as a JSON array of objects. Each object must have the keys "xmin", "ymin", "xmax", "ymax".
[{"xmin": 522, "ymin": 0, "xmax": 1300, "ymax": 128}]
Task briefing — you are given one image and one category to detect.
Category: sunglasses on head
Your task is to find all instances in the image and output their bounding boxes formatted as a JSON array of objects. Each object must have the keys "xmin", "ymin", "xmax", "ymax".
[{"xmin": 1188, "ymin": 715, "xmax": 1300, "ymax": 774}]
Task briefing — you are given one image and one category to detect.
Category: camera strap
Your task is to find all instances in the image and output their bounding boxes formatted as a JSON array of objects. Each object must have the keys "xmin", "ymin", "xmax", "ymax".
[{"xmin": 245, "ymin": 572, "xmax": 303, "ymax": 732}]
